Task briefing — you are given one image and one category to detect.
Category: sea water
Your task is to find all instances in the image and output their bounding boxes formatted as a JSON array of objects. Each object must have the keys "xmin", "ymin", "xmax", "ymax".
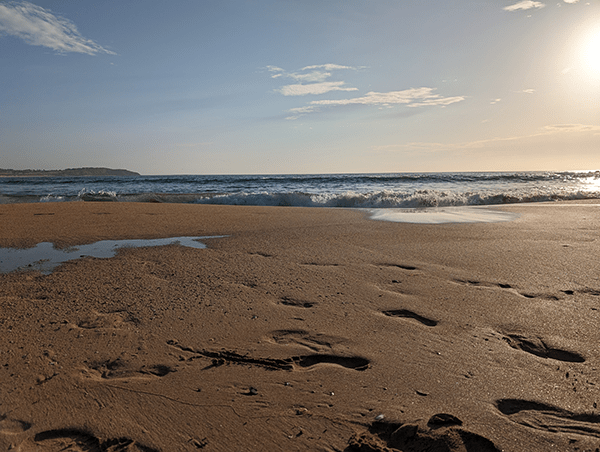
[
  {"xmin": 1, "ymin": 171, "xmax": 598, "ymax": 273},
  {"xmin": 1, "ymin": 171, "xmax": 599, "ymax": 208}
]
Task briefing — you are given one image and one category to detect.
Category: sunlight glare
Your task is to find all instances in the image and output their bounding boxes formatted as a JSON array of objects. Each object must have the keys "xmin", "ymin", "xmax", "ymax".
[{"xmin": 581, "ymin": 26, "xmax": 600, "ymax": 78}]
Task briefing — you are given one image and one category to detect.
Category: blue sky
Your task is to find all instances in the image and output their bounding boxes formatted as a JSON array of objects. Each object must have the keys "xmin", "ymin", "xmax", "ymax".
[{"xmin": 1, "ymin": 0, "xmax": 599, "ymax": 174}]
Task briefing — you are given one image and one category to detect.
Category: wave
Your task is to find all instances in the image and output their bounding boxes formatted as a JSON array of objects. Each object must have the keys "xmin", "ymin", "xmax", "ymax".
[
  {"xmin": 2, "ymin": 171, "xmax": 599, "ymax": 206},
  {"xmin": 77, "ymin": 188, "xmax": 118, "ymax": 202},
  {"xmin": 189, "ymin": 188, "xmax": 600, "ymax": 208},
  {"xmin": 17, "ymin": 187, "xmax": 600, "ymax": 207},
  {"xmin": 9, "ymin": 171, "xmax": 592, "ymax": 189}
]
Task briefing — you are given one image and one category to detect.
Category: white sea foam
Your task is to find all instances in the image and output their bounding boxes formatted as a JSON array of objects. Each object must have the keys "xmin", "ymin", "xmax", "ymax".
[
  {"xmin": 77, "ymin": 188, "xmax": 118, "ymax": 202},
  {"xmin": 192, "ymin": 188, "xmax": 600, "ymax": 209},
  {"xmin": 40, "ymin": 194, "xmax": 67, "ymax": 202}
]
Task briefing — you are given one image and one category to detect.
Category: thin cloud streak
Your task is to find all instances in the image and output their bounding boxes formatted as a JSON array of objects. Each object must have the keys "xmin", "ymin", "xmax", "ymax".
[
  {"xmin": 269, "ymin": 64, "xmax": 359, "ymax": 97},
  {"xmin": 504, "ymin": 1, "xmax": 546, "ymax": 11},
  {"xmin": 301, "ymin": 64, "xmax": 354, "ymax": 71},
  {"xmin": 278, "ymin": 81, "xmax": 358, "ymax": 96},
  {"xmin": 285, "ymin": 87, "xmax": 465, "ymax": 119},
  {"xmin": 373, "ymin": 124, "xmax": 600, "ymax": 154},
  {"xmin": 0, "ymin": 1, "xmax": 115, "ymax": 55}
]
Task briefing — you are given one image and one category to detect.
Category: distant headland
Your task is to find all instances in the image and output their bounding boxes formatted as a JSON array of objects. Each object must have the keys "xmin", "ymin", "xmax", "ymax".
[{"xmin": 0, "ymin": 167, "xmax": 140, "ymax": 177}]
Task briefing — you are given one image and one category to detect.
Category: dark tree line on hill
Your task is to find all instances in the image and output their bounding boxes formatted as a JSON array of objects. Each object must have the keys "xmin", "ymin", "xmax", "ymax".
[{"xmin": 0, "ymin": 167, "xmax": 140, "ymax": 177}]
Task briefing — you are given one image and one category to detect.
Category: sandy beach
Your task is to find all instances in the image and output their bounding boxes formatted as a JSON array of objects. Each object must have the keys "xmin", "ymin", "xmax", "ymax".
[{"xmin": 1, "ymin": 201, "xmax": 600, "ymax": 451}]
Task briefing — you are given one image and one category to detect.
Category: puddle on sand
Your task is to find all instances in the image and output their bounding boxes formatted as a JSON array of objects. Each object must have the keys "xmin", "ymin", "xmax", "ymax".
[
  {"xmin": 365, "ymin": 206, "xmax": 519, "ymax": 224},
  {"xmin": 0, "ymin": 236, "xmax": 224, "ymax": 274}
]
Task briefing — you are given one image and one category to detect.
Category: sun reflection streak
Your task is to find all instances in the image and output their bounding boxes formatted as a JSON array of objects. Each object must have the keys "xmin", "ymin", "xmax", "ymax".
[{"xmin": 578, "ymin": 171, "xmax": 600, "ymax": 193}]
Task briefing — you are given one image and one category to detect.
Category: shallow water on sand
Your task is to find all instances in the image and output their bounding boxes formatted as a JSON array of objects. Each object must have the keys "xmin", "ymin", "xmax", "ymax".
[
  {"xmin": 0, "ymin": 236, "xmax": 223, "ymax": 274},
  {"xmin": 365, "ymin": 206, "xmax": 520, "ymax": 224}
]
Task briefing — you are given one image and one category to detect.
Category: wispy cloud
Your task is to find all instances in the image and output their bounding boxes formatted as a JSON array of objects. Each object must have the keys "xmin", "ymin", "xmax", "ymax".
[
  {"xmin": 270, "ymin": 65, "xmax": 465, "ymax": 120},
  {"xmin": 311, "ymin": 87, "xmax": 464, "ymax": 108},
  {"xmin": 543, "ymin": 124, "xmax": 600, "ymax": 132},
  {"xmin": 373, "ymin": 124, "xmax": 600, "ymax": 154},
  {"xmin": 284, "ymin": 87, "xmax": 465, "ymax": 119},
  {"xmin": 278, "ymin": 81, "xmax": 358, "ymax": 96},
  {"xmin": 0, "ymin": 1, "xmax": 115, "ymax": 55},
  {"xmin": 302, "ymin": 64, "xmax": 354, "ymax": 71},
  {"xmin": 269, "ymin": 64, "xmax": 359, "ymax": 97},
  {"xmin": 504, "ymin": 1, "xmax": 546, "ymax": 11}
]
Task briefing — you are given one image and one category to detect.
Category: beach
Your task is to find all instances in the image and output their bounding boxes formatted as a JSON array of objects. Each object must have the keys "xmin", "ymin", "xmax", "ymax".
[{"xmin": 1, "ymin": 201, "xmax": 600, "ymax": 451}]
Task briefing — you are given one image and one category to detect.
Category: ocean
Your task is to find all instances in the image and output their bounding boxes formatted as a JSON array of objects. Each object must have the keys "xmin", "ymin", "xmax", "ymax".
[
  {"xmin": 2, "ymin": 171, "xmax": 599, "ymax": 271},
  {"xmin": 1, "ymin": 171, "xmax": 599, "ymax": 208}
]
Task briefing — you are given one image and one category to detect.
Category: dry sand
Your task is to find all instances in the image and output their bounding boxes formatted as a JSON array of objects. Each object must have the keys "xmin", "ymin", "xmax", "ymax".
[{"xmin": 1, "ymin": 201, "xmax": 600, "ymax": 451}]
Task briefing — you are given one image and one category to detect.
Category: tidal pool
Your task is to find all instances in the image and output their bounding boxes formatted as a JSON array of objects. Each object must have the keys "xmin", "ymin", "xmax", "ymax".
[{"xmin": 0, "ymin": 236, "xmax": 224, "ymax": 274}]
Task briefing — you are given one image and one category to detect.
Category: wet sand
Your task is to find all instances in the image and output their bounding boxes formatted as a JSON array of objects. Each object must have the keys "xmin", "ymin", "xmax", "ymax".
[{"xmin": 1, "ymin": 201, "xmax": 600, "ymax": 451}]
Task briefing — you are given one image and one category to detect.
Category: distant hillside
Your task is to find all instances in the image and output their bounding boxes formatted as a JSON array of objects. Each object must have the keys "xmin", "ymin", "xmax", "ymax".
[{"xmin": 0, "ymin": 167, "xmax": 140, "ymax": 177}]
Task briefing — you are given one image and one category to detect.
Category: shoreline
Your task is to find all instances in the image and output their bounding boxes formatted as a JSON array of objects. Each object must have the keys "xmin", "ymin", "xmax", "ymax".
[{"xmin": 1, "ymin": 201, "xmax": 600, "ymax": 451}]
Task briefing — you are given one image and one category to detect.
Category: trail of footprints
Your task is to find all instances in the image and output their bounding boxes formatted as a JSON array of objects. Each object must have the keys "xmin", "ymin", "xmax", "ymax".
[
  {"xmin": 453, "ymin": 278, "xmax": 600, "ymax": 301},
  {"xmin": 375, "ymin": 263, "xmax": 439, "ymax": 327},
  {"xmin": 379, "ymin": 264, "xmax": 600, "ymax": 444},
  {"xmin": 451, "ymin": 277, "xmax": 590, "ymax": 363},
  {"xmin": 11, "ymin": 259, "xmax": 598, "ymax": 450},
  {"xmin": 380, "ymin": 263, "xmax": 592, "ymax": 362}
]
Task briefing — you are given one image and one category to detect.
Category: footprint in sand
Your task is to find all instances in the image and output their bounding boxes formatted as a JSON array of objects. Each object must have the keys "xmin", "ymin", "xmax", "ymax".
[
  {"xmin": 83, "ymin": 358, "xmax": 174, "ymax": 381},
  {"xmin": 248, "ymin": 251, "xmax": 273, "ymax": 258},
  {"xmin": 0, "ymin": 415, "xmax": 31, "ymax": 435},
  {"xmin": 346, "ymin": 416, "xmax": 500, "ymax": 452},
  {"xmin": 376, "ymin": 263, "xmax": 419, "ymax": 271},
  {"xmin": 502, "ymin": 334, "xmax": 585, "ymax": 363},
  {"xmin": 77, "ymin": 310, "xmax": 139, "ymax": 330},
  {"xmin": 277, "ymin": 297, "xmax": 317, "ymax": 308},
  {"xmin": 17, "ymin": 428, "xmax": 158, "ymax": 452},
  {"xmin": 497, "ymin": 399, "xmax": 600, "ymax": 438},
  {"xmin": 300, "ymin": 262, "xmax": 341, "ymax": 268},
  {"xmin": 453, "ymin": 278, "xmax": 510, "ymax": 289},
  {"xmin": 382, "ymin": 309, "xmax": 438, "ymax": 327}
]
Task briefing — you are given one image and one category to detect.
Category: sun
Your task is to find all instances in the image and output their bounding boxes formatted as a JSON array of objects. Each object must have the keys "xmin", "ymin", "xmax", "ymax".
[{"xmin": 580, "ymin": 26, "xmax": 600, "ymax": 78}]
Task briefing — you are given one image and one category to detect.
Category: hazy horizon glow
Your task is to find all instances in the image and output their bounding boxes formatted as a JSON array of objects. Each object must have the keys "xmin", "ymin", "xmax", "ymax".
[{"xmin": 1, "ymin": 1, "xmax": 599, "ymax": 175}]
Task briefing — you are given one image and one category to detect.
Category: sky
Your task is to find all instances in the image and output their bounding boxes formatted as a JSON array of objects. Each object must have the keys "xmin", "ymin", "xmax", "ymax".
[{"xmin": 0, "ymin": 0, "xmax": 599, "ymax": 175}]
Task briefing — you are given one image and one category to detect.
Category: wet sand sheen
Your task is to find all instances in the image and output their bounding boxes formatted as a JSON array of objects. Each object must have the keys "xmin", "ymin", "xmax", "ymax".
[{"xmin": 1, "ymin": 201, "xmax": 599, "ymax": 451}]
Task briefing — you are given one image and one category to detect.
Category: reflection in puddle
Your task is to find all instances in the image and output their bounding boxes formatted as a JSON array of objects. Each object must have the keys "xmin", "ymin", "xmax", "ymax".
[{"xmin": 0, "ymin": 236, "xmax": 224, "ymax": 274}]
